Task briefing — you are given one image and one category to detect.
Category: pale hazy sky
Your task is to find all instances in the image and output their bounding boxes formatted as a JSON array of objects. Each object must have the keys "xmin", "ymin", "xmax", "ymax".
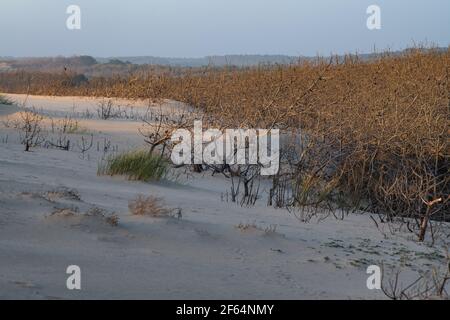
[{"xmin": 1, "ymin": 0, "xmax": 449, "ymax": 57}]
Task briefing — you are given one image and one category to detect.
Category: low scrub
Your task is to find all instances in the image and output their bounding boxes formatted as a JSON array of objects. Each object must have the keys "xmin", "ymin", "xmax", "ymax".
[
  {"xmin": 98, "ymin": 150, "xmax": 168, "ymax": 181},
  {"xmin": 128, "ymin": 195, "xmax": 170, "ymax": 217}
]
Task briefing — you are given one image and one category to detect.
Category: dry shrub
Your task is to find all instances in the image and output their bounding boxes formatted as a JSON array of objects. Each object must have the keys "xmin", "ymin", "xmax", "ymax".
[
  {"xmin": 382, "ymin": 255, "xmax": 450, "ymax": 300},
  {"xmin": 13, "ymin": 109, "xmax": 45, "ymax": 151},
  {"xmin": 128, "ymin": 195, "xmax": 170, "ymax": 217},
  {"xmin": 51, "ymin": 115, "xmax": 81, "ymax": 134},
  {"xmin": 105, "ymin": 215, "xmax": 119, "ymax": 226}
]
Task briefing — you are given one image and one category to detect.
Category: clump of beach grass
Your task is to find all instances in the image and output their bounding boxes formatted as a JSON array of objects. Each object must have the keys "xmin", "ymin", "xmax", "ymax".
[
  {"xmin": 98, "ymin": 150, "xmax": 168, "ymax": 182},
  {"xmin": 0, "ymin": 94, "xmax": 13, "ymax": 105}
]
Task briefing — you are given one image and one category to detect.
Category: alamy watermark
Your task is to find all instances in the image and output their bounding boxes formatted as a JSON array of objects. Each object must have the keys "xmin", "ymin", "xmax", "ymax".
[
  {"xmin": 366, "ymin": 265, "xmax": 382, "ymax": 290},
  {"xmin": 367, "ymin": 5, "xmax": 381, "ymax": 30},
  {"xmin": 170, "ymin": 121, "xmax": 280, "ymax": 176},
  {"xmin": 66, "ymin": 5, "xmax": 81, "ymax": 30},
  {"xmin": 66, "ymin": 265, "xmax": 81, "ymax": 290},
  {"xmin": 64, "ymin": 5, "xmax": 380, "ymax": 32}
]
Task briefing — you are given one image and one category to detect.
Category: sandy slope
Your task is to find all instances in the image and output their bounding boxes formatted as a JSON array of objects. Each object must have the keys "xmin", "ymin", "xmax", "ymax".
[{"xmin": 0, "ymin": 94, "xmax": 448, "ymax": 299}]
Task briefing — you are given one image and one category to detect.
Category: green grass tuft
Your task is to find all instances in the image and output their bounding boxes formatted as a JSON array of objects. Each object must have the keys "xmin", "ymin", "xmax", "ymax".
[
  {"xmin": 98, "ymin": 150, "xmax": 168, "ymax": 182},
  {"xmin": 0, "ymin": 94, "xmax": 13, "ymax": 105}
]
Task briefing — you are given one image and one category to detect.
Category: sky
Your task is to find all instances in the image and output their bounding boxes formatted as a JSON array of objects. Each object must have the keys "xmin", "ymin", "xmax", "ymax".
[{"xmin": 0, "ymin": 0, "xmax": 449, "ymax": 58}]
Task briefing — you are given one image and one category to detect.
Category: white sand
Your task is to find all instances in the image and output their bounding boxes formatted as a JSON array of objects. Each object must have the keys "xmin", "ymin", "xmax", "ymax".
[{"xmin": 0, "ymin": 94, "xmax": 448, "ymax": 300}]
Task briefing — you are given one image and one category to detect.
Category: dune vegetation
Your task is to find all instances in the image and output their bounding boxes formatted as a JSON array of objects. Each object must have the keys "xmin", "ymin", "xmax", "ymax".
[
  {"xmin": 0, "ymin": 94, "xmax": 13, "ymax": 105},
  {"xmin": 98, "ymin": 150, "xmax": 168, "ymax": 182},
  {"xmin": 0, "ymin": 48, "xmax": 448, "ymax": 241}
]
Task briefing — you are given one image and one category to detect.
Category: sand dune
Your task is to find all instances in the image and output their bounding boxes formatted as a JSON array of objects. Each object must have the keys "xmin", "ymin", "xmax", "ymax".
[{"xmin": 0, "ymin": 94, "xmax": 447, "ymax": 299}]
